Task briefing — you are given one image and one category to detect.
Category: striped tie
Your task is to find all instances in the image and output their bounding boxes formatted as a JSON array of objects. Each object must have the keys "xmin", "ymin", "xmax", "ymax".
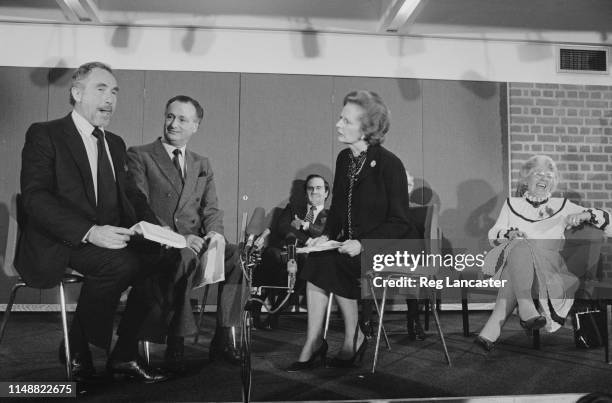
[{"xmin": 305, "ymin": 205, "xmax": 316, "ymax": 224}]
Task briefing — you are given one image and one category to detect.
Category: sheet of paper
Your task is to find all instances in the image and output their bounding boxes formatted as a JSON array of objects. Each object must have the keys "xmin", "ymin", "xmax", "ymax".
[
  {"xmin": 297, "ymin": 240, "xmax": 342, "ymax": 254},
  {"xmin": 193, "ymin": 233, "xmax": 226, "ymax": 289}
]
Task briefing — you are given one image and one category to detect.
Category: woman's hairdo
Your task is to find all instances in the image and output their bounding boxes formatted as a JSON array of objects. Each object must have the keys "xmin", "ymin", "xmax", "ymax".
[
  {"xmin": 343, "ymin": 90, "xmax": 390, "ymax": 146},
  {"xmin": 517, "ymin": 155, "xmax": 559, "ymax": 195}
]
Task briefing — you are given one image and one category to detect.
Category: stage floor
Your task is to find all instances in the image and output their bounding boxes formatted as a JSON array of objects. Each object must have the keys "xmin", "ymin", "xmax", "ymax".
[{"xmin": 0, "ymin": 310, "xmax": 610, "ymax": 402}]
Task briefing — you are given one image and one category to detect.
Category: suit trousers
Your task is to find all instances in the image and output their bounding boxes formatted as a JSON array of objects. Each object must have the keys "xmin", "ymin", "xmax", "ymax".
[
  {"xmin": 118, "ymin": 243, "xmax": 245, "ymax": 343},
  {"xmin": 68, "ymin": 243, "xmax": 142, "ymax": 351}
]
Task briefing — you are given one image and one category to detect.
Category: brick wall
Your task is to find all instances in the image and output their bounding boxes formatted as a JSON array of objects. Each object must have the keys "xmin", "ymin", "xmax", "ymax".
[{"xmin": 508, "ymin": 82, "xmax": 612, "ymax": 279}]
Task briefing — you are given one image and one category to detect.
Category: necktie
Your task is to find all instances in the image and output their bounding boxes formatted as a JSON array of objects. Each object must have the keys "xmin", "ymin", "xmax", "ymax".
[
  {"xmin": 91, "ymin": 127, "xmax": 120, "ymax": 225},
  {"xmin": 172, "ymin": 149, "xmax": 184, "ymax": 184},
  {"xmin": 305, "ymin": 205, "xmax": 316, "ymax": 224}
]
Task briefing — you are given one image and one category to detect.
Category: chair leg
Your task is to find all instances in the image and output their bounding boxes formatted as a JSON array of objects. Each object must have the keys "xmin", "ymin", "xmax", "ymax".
[
  {"xmin": 371, "ymin": 285, "xmax": 388, "ymax": 374},
  {"xmin": 0, "ymin": 281, "xmax": 26, "ymax": 344},
  {"xmin": 59, "ymin": 282, "xmax": 72, "ymax": 381},
  {"xmin": 605, "ymin": 302, "xmax": 610, "ymax": 364},
  {"xmin": 532, "ymin": 330, "xmax": 540, "ymax": 349},
  {"xmin": 461, "ymin": 299, "xmax": 470, "ymax": 337},
  {"xmin": 323, "ymin": 293, "xmax": 334, "ymax": 340},
  {"xmin": 143, "ymin": 341, "xmax": 151, "ymax": 365},
  {"xmin": 368, "ymin": 278, "xmax": 390, "ymax": 350},
  {"xmin": 423, "ymin": 299, "xmax": 430, "ymax": 331},
  {"xmin": 193, "ymin": 285, "xmax": 210, "ymax": 344},
  {"xmin": 430, "ymin": 289, "xmax": 452, "ymax": 367}
]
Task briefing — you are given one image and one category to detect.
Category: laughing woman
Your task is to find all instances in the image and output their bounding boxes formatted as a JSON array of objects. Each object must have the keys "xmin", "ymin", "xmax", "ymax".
[{"xmin": 475, "ymin": 155, "xmax": 611, "ymax": 351}]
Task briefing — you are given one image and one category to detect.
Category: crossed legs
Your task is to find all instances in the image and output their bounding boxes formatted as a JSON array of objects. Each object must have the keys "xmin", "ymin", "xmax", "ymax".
[{"xmin": 479, "ymin": 242, "xmax": 540, "ymax": 342}]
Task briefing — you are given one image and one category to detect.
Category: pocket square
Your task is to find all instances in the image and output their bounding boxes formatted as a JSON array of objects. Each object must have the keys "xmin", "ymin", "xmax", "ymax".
[{"xmin": 198, "ymin": 171, "xmax": 206, "ymax": 178}]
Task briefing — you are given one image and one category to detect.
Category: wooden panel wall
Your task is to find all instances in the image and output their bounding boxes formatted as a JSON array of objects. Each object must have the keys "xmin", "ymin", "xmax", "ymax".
[
  {"xmin": 0, "ymin": 67, "xmax": 49, "ymax": 304},
  {"xmin": 0, "ymin": 68, "xmax": 507, "ymax": 307},
  {"xmin": 238, "ymin": 74, "xmax": 335, "ymax": 225}
]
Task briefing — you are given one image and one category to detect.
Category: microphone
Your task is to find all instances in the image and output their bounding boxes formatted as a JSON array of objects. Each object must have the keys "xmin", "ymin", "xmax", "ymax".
[
  {"xmin": 253, "ymin": 228, "xmax": 270, "ymax": 251},
  {"xmin": 244, "ymin": 207, "xmax": 266, "ymax": 251},
  {"xmin": 285, "ymin": 233, "xmax": 298, "ymax": 288}
]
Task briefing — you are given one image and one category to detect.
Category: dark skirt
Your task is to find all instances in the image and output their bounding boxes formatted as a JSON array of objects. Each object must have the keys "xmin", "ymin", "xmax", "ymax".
[{"xmin": 300, "ymin": 250, "xmax": 361, "ymax": 300}]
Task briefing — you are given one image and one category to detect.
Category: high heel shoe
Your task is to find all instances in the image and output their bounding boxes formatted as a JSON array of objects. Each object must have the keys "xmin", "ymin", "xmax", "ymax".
[
  {"xmin": 327, "ymin": 326, "xmax": 368, "ymax": 368},
  {"xmin": 473, "ymin": 335, "xmax": 496, "ymax": 352},
  {"xmin": 519, "ymin": 315, "xmax": 546, "ymax": 331},
  {"xmin": 286, "ymin": 340, "xmax": 328, "ymax": 372}
]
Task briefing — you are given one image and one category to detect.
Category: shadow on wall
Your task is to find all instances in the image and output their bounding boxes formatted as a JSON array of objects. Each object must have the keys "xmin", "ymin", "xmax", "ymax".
[
  {"xmin": 29, "ymin": 60, "xmax": 70, "ymax": 88},
  {"xmin": 263, "ymin": 163, "xmax": 333, "ymax": 228},
  {"xmin": 395, "ymin": 78, "xmax": 421, "ymax": 102},
  {"xmin": 460, "ymin": 80, "xmax": 498, "ymax": 100},
  {"xmin": 439, "ymin": 179, "xmax": 502, "ymax": 254}
]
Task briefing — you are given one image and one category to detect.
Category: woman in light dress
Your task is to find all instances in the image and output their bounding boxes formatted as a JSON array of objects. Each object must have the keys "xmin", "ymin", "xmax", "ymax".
[{"xmin": 475, "ymin": 155, "xmax": 611, "ymax": 351}]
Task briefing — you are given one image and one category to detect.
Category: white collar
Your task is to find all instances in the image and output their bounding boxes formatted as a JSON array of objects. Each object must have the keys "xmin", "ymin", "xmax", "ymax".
[
  {"xmin": 308, "ymin": 203, "xmax": 324, "ymax": 213},
  {"xmin": 161, "ymin": 140, "xmax": 186, "ymax": 158},
  {"xmin": 71, "ymin": 110, "xmax": 102, "ymax": 136}
]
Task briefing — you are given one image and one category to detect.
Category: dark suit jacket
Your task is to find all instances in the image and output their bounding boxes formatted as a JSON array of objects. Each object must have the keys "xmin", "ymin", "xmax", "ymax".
[
  {"xmin": 16, "ymin": 114, "xmax": 156, "ymax": 288},
  {"xmin": 126, "ymin": 139, "xmax": 224, "ymax": 237},
  {"xmin": 276, "ymin": 203, "xmax": 328, "ymax": 247},
  {"xmin": 323, "ymin": 145, "xmax": 416, "ymax": 241}
]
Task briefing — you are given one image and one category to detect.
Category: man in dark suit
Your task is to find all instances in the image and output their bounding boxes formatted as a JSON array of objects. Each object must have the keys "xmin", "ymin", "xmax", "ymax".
[
  {"xmin": 17, "ymin": 62, "xmax": 166, "ymax": 383},
  {"xmin": 126, "ymin": 95, "xmax": 244, "ymax": 371},
  {"xmin": 253, "ymin": 174, "xmax": 330, "ymax": 328}
]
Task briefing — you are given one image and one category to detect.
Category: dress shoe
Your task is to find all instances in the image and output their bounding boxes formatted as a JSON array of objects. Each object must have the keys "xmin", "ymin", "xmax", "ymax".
[
  {"xmin": 59, "ymin": 342, "xmax": 96, "ymax": 381},
  {"xmin": 286, "ymin": 340, "xmax": 328, "ymax": 372},
  {"xmin": 473, "ymin": 336, "xmax": 496, "ymax": 352},
  {"xmin": 360, "ymin": 320, "xmax": 374, "ymax": 340},
  {"xmin": 265, "ymin": 313, "xmax": 280, "ymax": 330},
  {"xmin": 164, "ymin": 337, "xmax": 186, "ymax": 374},
  {"xmin": 519, "ymin": 315, "xmax": 547, "ymax": 331},
  {"xmin": 327, "ymin": 338, "xmax": 368, "ymax": 368},
  {"xmin": 327, "ymin": 326, "xmax": 368, "ymax": 368},
  {"xmin": 407, "ymin": 319, "xmax": 427, "ymax": 341},
  {"xmin": 106, "ymin": 358, "xmax": 168, "ymax": 384},
  {"xmin": 209, "ymin": 327, "xmax": 240, "ymax": 365}
]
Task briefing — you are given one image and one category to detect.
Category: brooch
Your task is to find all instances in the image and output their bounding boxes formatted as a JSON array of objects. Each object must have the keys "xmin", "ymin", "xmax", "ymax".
[{"xmin": 370, "ymin": 160, "xmax": 376, "ymax": 167}]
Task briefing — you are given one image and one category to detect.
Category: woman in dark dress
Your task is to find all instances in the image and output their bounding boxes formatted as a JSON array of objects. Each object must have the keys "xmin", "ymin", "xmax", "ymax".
[{"xmin": 288, "ymin": 90, "xmax": 414, "ymax": 371}]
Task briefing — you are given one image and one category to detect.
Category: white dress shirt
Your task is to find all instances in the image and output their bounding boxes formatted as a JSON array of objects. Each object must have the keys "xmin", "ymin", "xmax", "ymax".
[
  {"xmin": 71, "ymin": 110, "xmax": 116, "ymax": 202},
  {"xmin": 161, "ymin": 140, "xmax": 187, "ymax": 178}
]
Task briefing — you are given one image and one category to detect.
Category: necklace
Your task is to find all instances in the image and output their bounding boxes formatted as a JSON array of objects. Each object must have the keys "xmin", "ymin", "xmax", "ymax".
[{"xmin": 524, "ymin": 191, "xmax": 550, "ymax": 208}]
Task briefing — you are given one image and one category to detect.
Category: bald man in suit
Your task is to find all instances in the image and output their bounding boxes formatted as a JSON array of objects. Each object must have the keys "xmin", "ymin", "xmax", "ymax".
[{"xmin": 126, "ymin": 95, "xmax": 244, "ymax": 372}]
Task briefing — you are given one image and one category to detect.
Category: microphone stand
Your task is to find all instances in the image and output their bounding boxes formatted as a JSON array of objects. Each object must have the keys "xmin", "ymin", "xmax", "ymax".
[{"xmin": 238, "ymin": 223, "xmax": 297, "ymax": 403}]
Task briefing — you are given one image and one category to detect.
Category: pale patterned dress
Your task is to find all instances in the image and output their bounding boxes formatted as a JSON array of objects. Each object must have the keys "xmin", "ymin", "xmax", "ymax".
[{"xmin": 482, "ymin": 197, "xmax": 611, "ymax": 332}]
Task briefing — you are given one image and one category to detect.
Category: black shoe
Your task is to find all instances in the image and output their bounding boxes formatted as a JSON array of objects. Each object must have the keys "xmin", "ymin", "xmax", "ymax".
[
  {"xmin": 209, "ymin": 327, "xmax": 240, "ymax": 365},
  {"xmin": 520, "ymin": 315, "xmax": 547, "ymax": 331},
  {"xmin": 286, "ymin": 340, "xmax": 328, "ymax": 372},
  {"xmin": 59, "ymin": 342, "xmax": 96, "ymax": 381},
  {"xmin": 265, "ymin": 313, "xmax": 280, "ymax": 330},
  {"xmin": 473, "ymin": 336, "xmax": 496, "ymax": 352},
  {"xmin": 106, "ymin": 358, "xmax": 168, "ymax": 384},
  {"xmin": 360, "ymin": 320, "xmax": 374, "ymax": 340},
  {"xmin": 327, "ymin": 326, "xmax": 368, "ymax": 368},
  {"xmin": 164, "ymin": 337, "xmax": 186, "ymax": 374},
  {"xmin": 413, "ymin": 320, "xmax": 427, "ymax": 341}
]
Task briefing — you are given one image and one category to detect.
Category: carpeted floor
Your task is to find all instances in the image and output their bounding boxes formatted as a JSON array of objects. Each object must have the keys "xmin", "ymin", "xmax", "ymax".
[{"xmin": 0, "ymin": 310, "xmax": 610, "ymax": 402}]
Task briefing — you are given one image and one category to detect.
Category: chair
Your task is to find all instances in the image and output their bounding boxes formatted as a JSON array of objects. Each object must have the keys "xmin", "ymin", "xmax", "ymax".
[
  {"xmin": 367, "ymin": 204, "xmax": 452, "ymax": 373},
  {"xmin": 461, "ymin": 224, "xmax": 606, "ymax": 353},
  {"xmin": 0, "ymin": 194, "xmax": 83, "ymax": 381}
]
